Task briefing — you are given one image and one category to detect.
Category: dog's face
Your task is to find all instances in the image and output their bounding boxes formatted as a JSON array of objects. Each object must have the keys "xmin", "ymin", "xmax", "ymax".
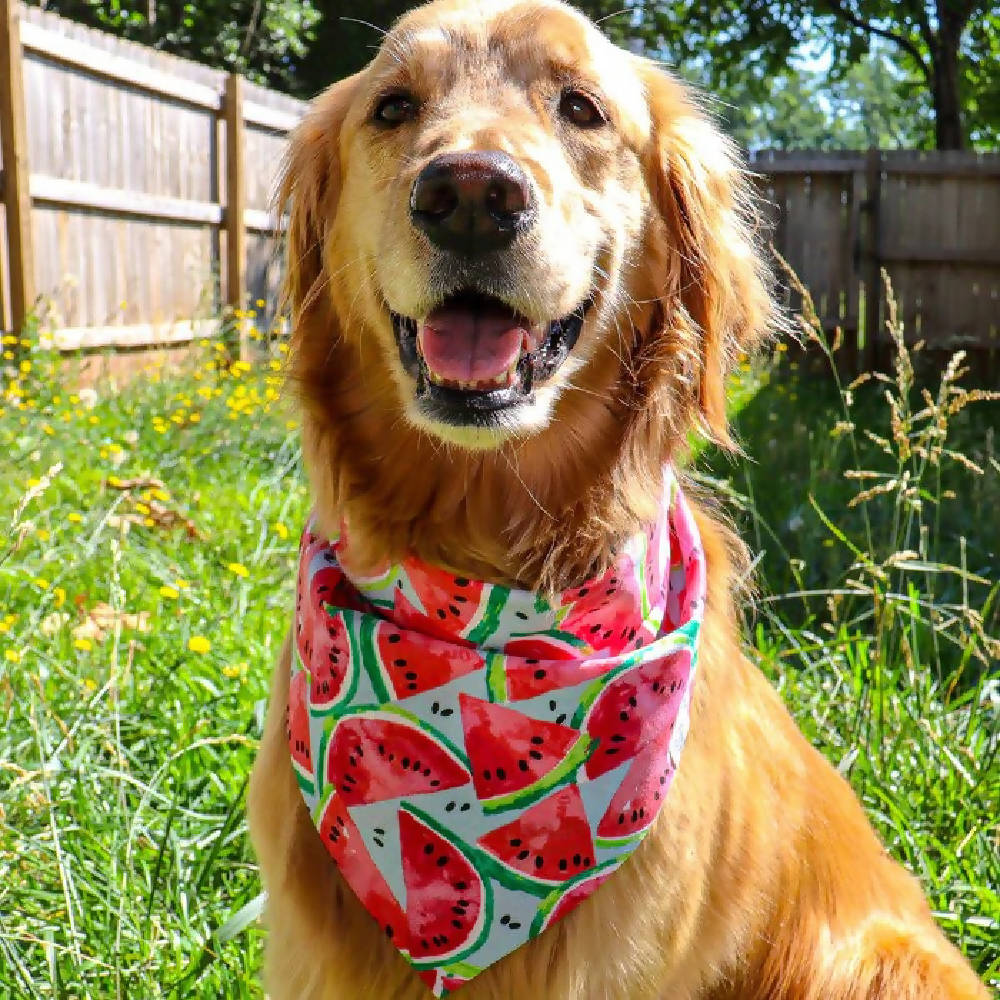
[{"xmin": 285, "ymin": 0, "xmax": 770, "ymax": 458}]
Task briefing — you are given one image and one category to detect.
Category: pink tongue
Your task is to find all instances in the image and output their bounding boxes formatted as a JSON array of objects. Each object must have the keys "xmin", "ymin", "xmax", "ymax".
[{"xmin": 419, "ymin": 302, "xmax": 528, "ymax": 383}]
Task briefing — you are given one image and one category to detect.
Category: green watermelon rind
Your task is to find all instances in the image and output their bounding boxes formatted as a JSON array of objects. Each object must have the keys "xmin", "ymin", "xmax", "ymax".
[
  {"xmin": 507, "ymin": 628, "xmax": 590, "ymax": 651},
  {"xmin": 481, "ymin": 733, "xmax": 595, "ymax": 815},
  {"xmin": 357, "ymin": 615, "xmax": 392, "ymax": 704},
  {"xmin": 527, "ymin": 857, "xmax": 624, "ymax": 939},
  {"xmin": 464, "ymin": 587, "xmax": 510, "ymax": 646},
  {"xmin": 594, "ymin": 829, "xmax": 651, "ymax": 850},
  {"xmin": 323, "ymin": 704, "xmax": 472, "ymax": 773},
  {"xmin": 308, "ymin": 609, "xmax": 363, "ymax": 716},
  {"xmin": 485, "ymin": 652, "xmax": 508, "ymax": 703},
  {"xmin": 399, "ymin": 803, "xmax": 494, "ymax": 971}
]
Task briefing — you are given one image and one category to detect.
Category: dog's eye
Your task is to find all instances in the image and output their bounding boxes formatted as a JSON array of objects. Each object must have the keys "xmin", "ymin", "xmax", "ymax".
[
  {"xmin": 374, "ymin": 93, "xmax": 418, "ymax": 126},
  {"xmin": 559, "ymin": 89, "xmax": 607, "ymax": 129}
]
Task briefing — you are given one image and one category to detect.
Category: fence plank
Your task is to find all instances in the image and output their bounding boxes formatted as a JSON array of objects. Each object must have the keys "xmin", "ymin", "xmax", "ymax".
[
  {"xmin": 31, "ymin": 174, "xmax": 223, "ymax": 225},
  {"xmin": 1, "ymin": 0, "xmax": 35, "ymax": 336},
  {"xmin": 224, "ymin": 73, "xmax": 248, "ymax": 356},
  {"xmin": 19, "ymin": 19, "xmax": 222, "ymax": 111}
]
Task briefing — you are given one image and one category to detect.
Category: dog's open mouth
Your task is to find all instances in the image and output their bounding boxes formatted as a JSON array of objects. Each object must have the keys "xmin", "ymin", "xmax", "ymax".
[{"xmin": 392, "ymin": 291, "xmax": 591, "ymax": 425}]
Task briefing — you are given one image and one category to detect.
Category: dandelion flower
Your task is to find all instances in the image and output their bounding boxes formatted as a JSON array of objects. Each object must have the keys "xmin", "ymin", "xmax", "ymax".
[
  {"xmin": 188, "ymin": 636, "xmax": 211, "ymax": 654},
  {"xmin": 74, "ymin": 638, "xmax": 93, "ymax": 651},
  {"xmin": 228, "ymin": 562, "xmax": 250, "ymax": 578},
  {"xmin": 159, "ymin": 585, "xmax": 179, "ymax": 600},
  {"xmin": 5, "ymin": 650, "xmax": 21, "ymax": 663},
  {"xmin": 68, "ymin": 512, "xmax": 82, "ymax": 523}
]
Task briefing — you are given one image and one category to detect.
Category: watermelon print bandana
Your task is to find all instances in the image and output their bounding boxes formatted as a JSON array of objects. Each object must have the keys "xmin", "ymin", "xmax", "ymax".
[{"xmin": 287, "ymin": 468, "xmax": 706, "ymax": 997}]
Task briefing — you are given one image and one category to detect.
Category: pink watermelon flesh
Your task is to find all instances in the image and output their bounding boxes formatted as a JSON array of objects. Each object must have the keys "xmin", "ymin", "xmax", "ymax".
[
  {"xmin": 399, "ymin": 560, "xmax": 485, "ymax": 641},
  {"xmin": 460, "ymin": 695, "xmax": 584, "ymax": 804},
  {"xmin": 286, "ymin": 669, "xmax": 312, "ymax": 779},
  {"xmin": 597, "ymin": 727, "xmax": 675, "ymax": 842},
  {"xmin": 560, "ymin": 562, "xmax": 644, "ymax": 655},
  {"xmin": 503, "ymin": 650, "xmax": 614, "ymax": 702},
  {"xmin": 478, "ymin": 785, "xmax": 595, "ymax": 884},
  {"xmin": 584, "ymin": 648, "xmax": 691, "ymax": 780},
  {"xmin": 394, "ymin": 590, "xmax": 479, "ymax": 648},
  {"xmin": 503, "ymin": 635, "xmax": 580, "ymax": 660},
  {"xmin": 326, "ymin": 713, "xmax": 470, "ymax": 806},
  {"xmin": 400, "ymin": 808, "xmax": 485, "ymax": 965},
  {"xmin": 376, "ymin": 621, "xmax": 484, "ymax": 698},
  {"xmin": 304, "ymin": 612, "xmax": 354, "ymax": 711},
  {"xmin": 317, "ymin": 791, "xmax": 408, "ymax": 948}
]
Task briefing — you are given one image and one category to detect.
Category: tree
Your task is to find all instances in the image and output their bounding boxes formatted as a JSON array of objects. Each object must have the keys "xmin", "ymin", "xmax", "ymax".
[
  {"xmin": 601, "ymin": 1, "xmax": 997, "ymax": 150},
  {"xmin": 30, "ymin": 0, "xmax": 321, "ymax": 93}
]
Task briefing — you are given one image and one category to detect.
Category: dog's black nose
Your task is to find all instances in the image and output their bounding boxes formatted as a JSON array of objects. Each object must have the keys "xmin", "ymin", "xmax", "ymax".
[{"xmin": 410, "ymin": 151, "xmax": 535, "ymax": 255}]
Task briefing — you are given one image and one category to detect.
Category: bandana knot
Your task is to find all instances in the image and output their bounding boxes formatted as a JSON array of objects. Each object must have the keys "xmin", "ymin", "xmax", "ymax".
[{"xmin": 288, "ymin": 467, "xmax": 706, "ymax": 996}]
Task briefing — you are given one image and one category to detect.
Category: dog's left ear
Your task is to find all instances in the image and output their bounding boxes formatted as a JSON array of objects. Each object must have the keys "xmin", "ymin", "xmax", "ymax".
[{"xmin": 639, "ymin": 62, "xmax": 774, "ymax": 448}]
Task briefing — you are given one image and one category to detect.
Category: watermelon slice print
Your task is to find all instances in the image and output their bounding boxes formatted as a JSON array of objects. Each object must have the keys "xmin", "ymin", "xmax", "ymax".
[
  {"xmin": 325, "ymin": 709, "xmax": 471, "ymax": 806},
  {"xmin": 559, "ymin": 559, "xmax": 648, "ymax": 656},
  {"xmin": 478, "ymin": 785, "xmax": 596, "ymax": 887},
  {"xmin": 399, "ymin": 805, "xmax": 492, "ymax": 969},
  {"xmin": 575, "ymin": 648, "xmax": 691, "ymax": 780},
  {"xmin": 595, "ymin": 725, "xmax": 677, "ymax": 847},
  {"xmin": 490, "ymin": 647, "xmax": 614, "ymax": 703},
  {"xmin": 459, "ymin": 695, "xmax": 594, "ymax": 813},
  {"xmin": 315, "ymin": 789, "xmax": 408, "ymax": 949},
  {"xmin": 286, "ymin": 668, "xmax": 314, "ymax": 796},
  {"xmin": 528, "ymin": 859, "xmax": 622, "ymax": 939},
  {"xmin": 373, "ymin": 621, "xmax": 484, "ymax": 699},
  {"xmin": 304, "ymin": 610, "xmax": 359, "ymax": 714}
]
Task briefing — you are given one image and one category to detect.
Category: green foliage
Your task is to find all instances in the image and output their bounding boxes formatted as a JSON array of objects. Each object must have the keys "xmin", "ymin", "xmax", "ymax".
[{"xmin": 28, "ymin": 0, "xmax": 321, "ymax": 93}]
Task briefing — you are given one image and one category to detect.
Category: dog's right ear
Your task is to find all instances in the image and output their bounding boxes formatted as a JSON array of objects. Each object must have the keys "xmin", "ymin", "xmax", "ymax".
[{"xmin": 277, "ymin": 73, "xmax": 362, "ymax": 319}]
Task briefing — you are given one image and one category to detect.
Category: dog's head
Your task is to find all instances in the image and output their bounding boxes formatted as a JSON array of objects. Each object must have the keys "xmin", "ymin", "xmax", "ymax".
[{"xmin": 282, "ymin": 0, "xmax": 774, "ymax": 580}]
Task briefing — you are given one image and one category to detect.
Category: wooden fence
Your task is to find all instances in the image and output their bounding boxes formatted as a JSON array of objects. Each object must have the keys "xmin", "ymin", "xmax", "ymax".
[
  {"xmin": 751, "ymin": 149, "xmax": 1000, "ymax": 368},
  {"xmin": 1, "ymin": 0, "xmax": 997, "ymax": 368},
  {"xmin": 0, "ymin": 0, "xmax": 305, "ymax": 351}
]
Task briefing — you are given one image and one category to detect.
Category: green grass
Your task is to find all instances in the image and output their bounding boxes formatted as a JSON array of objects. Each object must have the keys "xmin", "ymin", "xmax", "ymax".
[{"xmin": 0, "ymin": 308, "xmax": 997, "ymax": 996}]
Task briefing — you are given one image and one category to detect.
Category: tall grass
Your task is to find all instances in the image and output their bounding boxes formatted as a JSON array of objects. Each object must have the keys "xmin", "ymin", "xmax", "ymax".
[{"xmin": 0, "ymin": 290, "xmax": 996, "ymax": 995}]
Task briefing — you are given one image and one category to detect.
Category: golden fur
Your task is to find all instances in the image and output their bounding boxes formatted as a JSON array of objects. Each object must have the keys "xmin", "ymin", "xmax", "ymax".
[{"xmin": 248, "ymin": 2, "xmax": 989, "ymax": 996}]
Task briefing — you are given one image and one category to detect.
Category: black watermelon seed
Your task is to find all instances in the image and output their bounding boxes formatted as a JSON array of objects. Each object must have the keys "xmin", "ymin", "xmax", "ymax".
[
  {"xmin": 530, "ymin": 736, "xmax": 544, "ymax": 745},
  {"xmin": 534, "ymin": 856, "xmax": 544, "ymax": 870},
  {"xmin": 424, "ymin": 844, "xmax": 434, "ymax": 855},
  {"xmin": 497, "ymin": 767, "xmax": 506, "ymax": 780},
  {"xmin": 509, "ymin": 921, "xmax": 522, "ymax": 930},
  {"xmin": 500, "ymin": 915, "xmax": 510, "ymax": 926},
  {"xmin": 559, "ymin": 859, "xmax": 568, "ymax": 870},
  {"xmin": 529, "ymin": 750, "xmax": 543, "ymax": 760},
  {"xmin": 454, "ymin": 577, "xmax": 470, "ymax": 587},
  {"xmin": 437, "ymin": 855, "xmax": 449, "ymax": 866},
  {"xmin": 518, "ymin": 759, "xmax": 529, "ymax": 772},
  {"xmin": 517, "ymin": 850, "xmax": 530, "ymax": 861},
  {"xmin": 388, "ymin": 633, "xmax": 402, "ymax": 643},
  {"xmin": 510, "ymin": 838, "xmax": 522, "ymax": 847}
]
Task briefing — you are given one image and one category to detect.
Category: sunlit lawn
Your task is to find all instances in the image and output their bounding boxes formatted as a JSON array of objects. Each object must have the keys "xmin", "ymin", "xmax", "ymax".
[{"xmin": 1, "ymin": 330, "xmax": 996, "ymax": 996}]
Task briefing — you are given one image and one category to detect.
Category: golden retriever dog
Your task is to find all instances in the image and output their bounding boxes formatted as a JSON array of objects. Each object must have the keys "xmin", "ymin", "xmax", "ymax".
[{"xmin": 248, "ymin": 1, "xmax": 989, "ymax": 996}]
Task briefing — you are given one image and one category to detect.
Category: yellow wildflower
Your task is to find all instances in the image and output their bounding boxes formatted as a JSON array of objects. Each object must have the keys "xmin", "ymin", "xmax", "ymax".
[
  {"xmin": 188, "ymin": 636, "xmax": 211, "ymax": 654},
  {"xmin": 228, "ymin": 562, "xmax": 250, "ymax": 579},
  {"xmin": 74, "ymin": 638, "xmax": 93, "ymax": 652},
  {"xmin": 159, "ymin": 585, "xmax": 179, "ymax": 600},
  {"xmin": 5, "ymin": 650, "xmax": 21, "ymax": 663},
  {"xmin": 67, "ymin": 512, "xmax": 82, "ymax": 524},
  {"xmin": 54, "ymin": 587, "xmax": 66, "ymax": 608},
  {"xmin": 273, "ymin": 521, "xmax": 289, "ymax": 541}
]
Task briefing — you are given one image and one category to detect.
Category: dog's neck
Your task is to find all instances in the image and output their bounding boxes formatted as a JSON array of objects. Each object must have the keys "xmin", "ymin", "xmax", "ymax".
[{"xmin": 296, "ymin": 326, "xmax": 686, "ymax": 592}]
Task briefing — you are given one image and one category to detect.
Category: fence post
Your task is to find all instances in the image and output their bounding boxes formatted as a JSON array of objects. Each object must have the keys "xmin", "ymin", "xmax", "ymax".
[
  {"xmin": 0, "ymin": 0, "xmax": 36, "ymax": 338},
  {"xmin": 862, "ymin": 148, "xmax": 882, "ymax": 372},
  {"xmin": 224, "ymin": 72, "xmax": 247, "ymax": 359}
]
